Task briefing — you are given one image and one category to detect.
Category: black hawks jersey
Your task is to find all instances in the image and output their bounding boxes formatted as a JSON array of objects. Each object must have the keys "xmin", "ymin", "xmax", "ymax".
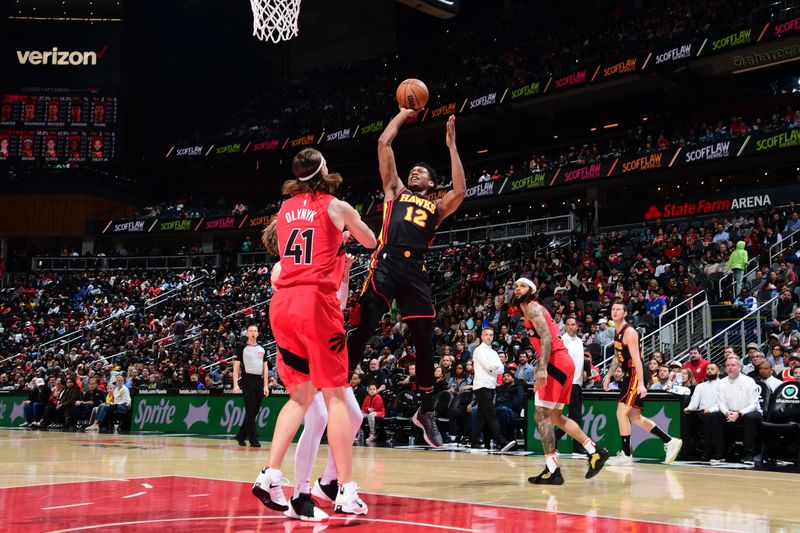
[
  {"xmin": 614, "ymin": 323, "xmax": 635, "ymax": 378},
  {"xmin": 379, "ymin": 187, "xmax": 438, "ymax": 251}
]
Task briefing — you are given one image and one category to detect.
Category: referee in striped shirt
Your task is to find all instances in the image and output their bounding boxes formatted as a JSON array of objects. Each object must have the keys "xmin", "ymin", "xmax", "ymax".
[{"xmin": 233, "ymin": 324, "xmax": 270, "ymax": 447}]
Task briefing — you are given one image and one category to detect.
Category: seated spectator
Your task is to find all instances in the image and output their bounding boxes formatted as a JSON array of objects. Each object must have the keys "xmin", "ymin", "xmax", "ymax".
[
  {"xmin": 608, "ymin": 366, "xmax": 624, "ymax": 391},
  {"xmin": 744, "ymin": 350, "xmax": 768, "ymax": 378},
  {"xmin": 649, "ymin": 365, "xmax": 672, "ymax": 391},
  {"xmin": 514, "ymin": 352, "xmax": 534, "ymax": 385},
  {"xmin": 732, "ymin": 288, "xmax": 757, "ymax": 315},
  {"xmin": 779, "ymin": 353, "xmax": 800, "ymax": 382},
  {"xmin": 757, "ymin": 361, "xmax": 783, "ymax": 392},
  {"xmin": 20, "ymin": 377, "xmax": 50, "ymax": 428},
  {"xmin": 87, "ymin": 375, "xmax": 131, "ymax": 431},
  {"xmin": 362, "ymin": 358, "xmax": 388, "ymax": 394},
  {"xmin": 74, "ymin": 377, "xmax": 105, "ymax": 426},
  {"xmin": 361, "ymin": 383, "xmax": 385, "ymax": 443},
  {"xmin": 710, "ymin": 358, "xmax": 762, "ymax": 464},
  {"xmin": 682, "ymin": 363, "xmax": 720, "ymax": 460},
  {"xmin": 31, "ymin": 378, "xmax": 63, "ymax": 429},
  {"xmin": 646, "ymin": 359, "xmax": 660, "ymax": 387},
  {"xmin": 494, "ymin": 369, "xmax": 525, "ymax": 443},
  {"xmin": 350, "ymin": 372, "xmax": 367, "ymax": 407},
  {"xmin": 670, "ymin": 368, "xmax": 696, "ymax": 397},
  {"xmin": 683, "ymin": 346, "xmax": 709, "ymax": 383}
]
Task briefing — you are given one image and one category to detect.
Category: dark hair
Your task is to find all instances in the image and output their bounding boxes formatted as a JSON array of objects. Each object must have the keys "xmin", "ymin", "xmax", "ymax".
[
  {"xmin": 411, "ymin": 161, "xmax": 438, "ymax": 185},
  {"xmin": 282, "ymin": 148, "xmax": 342, "ymax": 196}
]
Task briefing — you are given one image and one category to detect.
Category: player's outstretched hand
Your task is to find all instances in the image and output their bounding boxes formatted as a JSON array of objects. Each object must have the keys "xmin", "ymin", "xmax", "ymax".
[
  {"xmin": 446, "ymin": 115, "xmax": 456, "ymax": 149},
  {"xmin": 345, "ymin": 253, "xmax": 354, "ymax": 269}
]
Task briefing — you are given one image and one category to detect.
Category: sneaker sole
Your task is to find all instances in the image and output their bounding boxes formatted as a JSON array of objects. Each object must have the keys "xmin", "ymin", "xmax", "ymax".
[
  {"xmin": 412, "ymin": 413, "xmax": 442, "ymax": 448},
  {"xmin": 334, "ymin": 504, "xmax": 368, "ymax": 515},
  {"xmin": 531, "ymin": 477, "xmax": 565, "ymax": 485},
  {"xmin": 284, "ymin": 508, "xmax": 327, "ymax": 522},
  {"xmin": 252, "ymin": 485, "xmax": 288, "ymax": 511}
]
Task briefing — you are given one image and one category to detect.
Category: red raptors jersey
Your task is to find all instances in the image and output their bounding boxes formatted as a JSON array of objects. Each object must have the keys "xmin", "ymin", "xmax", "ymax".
[
  {"xmin": 522, "ymin": 303, "xmax": 571, "ymax": 367},
  {"xmin": 275, "ymin": 192, "xmax": 344, "ymax": 294}
]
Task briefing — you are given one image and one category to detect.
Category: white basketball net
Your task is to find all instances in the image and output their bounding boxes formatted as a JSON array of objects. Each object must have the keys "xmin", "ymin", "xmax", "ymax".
[{"xmin": 250, "ymin": 0, "xmax": 302, "ymax": 43}]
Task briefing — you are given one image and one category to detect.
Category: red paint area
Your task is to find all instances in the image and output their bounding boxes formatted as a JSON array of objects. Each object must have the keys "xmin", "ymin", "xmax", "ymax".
[{"xmin": 0, "ymin": 476, "xmax": 716, "ymax": 532}]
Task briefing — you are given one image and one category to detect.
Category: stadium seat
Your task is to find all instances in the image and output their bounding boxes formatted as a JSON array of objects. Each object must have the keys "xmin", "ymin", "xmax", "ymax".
[{"xmin": 759, "ymin": 382, "xmax": 800, "ymax": 470}]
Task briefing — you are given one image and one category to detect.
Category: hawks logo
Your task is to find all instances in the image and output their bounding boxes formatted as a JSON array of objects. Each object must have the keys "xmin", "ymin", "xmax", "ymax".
[{"xmin": 328, "ymin": 332, "xmax": 346, "ymax": 353}]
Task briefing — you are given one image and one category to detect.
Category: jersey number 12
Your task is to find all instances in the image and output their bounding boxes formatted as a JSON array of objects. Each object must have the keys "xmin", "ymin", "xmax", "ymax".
[{"xmin": 284, "ymin": 228, "xmax": 314, "ymax": 264}]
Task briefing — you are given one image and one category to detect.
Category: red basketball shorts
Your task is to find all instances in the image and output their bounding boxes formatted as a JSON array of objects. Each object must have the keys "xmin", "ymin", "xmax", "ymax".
[
  {"xmin": 270, "ymin": 287, "xmax": 348, "ymax": 391},
  {"xmin": 534, "ymin": 349, "xmax": 575, "ymax": 409}
]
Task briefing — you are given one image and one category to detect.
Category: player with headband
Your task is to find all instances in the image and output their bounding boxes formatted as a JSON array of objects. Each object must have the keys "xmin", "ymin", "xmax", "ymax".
[
  {"xmin": 252, "ymin": 148, "xmax": 375, "ymax": 521},
  {"xmin": 513, "ymin": 277, "xmax": 610, "ymax": 485},
  {"xmin": 260, "ymin": 219, "xmax": 365, "ymax": 521}
]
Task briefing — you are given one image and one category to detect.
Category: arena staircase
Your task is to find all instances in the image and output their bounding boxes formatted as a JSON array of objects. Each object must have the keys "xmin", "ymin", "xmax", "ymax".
[
  {"xmin": 717, "ymin": 228, "xmax": 799, "ymax": 302},
  {"xmin": 597, "ymin": 291, "xmax": 711, "ymax": 371},
  {"xmin": 672, "ymin": 293, "xmax": 780, "ymax": 367}
]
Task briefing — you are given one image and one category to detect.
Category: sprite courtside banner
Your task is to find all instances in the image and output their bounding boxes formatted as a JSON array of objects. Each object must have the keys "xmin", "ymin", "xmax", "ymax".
[
  {"xmin": 131, "ymin": 394, "xmax": 298, "ymax": 439},
  {"xmin": 0, "ymin": 394, "xmax": 27, "ymax": 427},
  {"xmin": 525, "ymin": 394, "xmax": 682, "ymax": 459}
]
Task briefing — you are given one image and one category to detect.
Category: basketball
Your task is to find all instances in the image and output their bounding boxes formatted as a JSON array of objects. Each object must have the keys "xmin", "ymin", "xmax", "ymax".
[{"xmin": 396, "ymin": 78, "xmax": 429, "ymax": 111}]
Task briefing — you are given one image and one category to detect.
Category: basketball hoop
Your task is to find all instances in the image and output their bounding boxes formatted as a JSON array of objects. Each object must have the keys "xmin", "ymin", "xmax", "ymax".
[{"xmin": 250, "ymin": 0, "xmax": 302, "ymax": 43}]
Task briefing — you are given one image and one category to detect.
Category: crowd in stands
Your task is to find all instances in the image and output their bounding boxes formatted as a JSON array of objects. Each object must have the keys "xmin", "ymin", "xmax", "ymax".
[
  {"xmin": 190, "ymin": 0, "xmax": 774, "ymax": 144},
  {"xmin": 4, "ymin": 199, "xmax": 798, "ymax": 447}
]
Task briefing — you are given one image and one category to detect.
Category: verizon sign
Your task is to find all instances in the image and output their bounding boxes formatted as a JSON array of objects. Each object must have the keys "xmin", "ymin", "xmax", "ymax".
[
  {"xmin": 16, "ymin": 46, "xmax": 106, "ymax": 66},
  {"xmin": 643, "ymin": 194, "xmax": 772, "ymax": 221}
]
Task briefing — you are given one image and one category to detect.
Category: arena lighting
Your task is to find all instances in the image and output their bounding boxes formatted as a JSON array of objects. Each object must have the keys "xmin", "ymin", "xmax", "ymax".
[
  {"xmin": 553, "ymin": 135, "xmax": 559, "ymax": 139},
  {"xmin": 590, "ymin": 127, "xmax": 597, "ymax": 132},
  {"xmin": 476, "ymin": 149, "xmax": 489, "ymax": 154},
  {"xmin": 603, "ymin": 123, "xmax": 619, "ymax": 129}
]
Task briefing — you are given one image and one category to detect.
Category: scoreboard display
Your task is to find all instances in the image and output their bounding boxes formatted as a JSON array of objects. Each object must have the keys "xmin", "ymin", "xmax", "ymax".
[{"xmin": 0, "ymin": 94, "xmax": 117, "ymax": 163}]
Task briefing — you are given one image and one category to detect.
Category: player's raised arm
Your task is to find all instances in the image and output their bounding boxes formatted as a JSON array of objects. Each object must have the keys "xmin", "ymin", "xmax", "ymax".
[
  {"xmin": 329, "ymin": 199, "xmax": 377, "ymax": 249},
  {"xmin": 378, "ymin": 108, "xmax": 416, "ymax": 201},
  {"xmin": 435, "ymin": 115, "xmax": 466, "ymax": 224}
]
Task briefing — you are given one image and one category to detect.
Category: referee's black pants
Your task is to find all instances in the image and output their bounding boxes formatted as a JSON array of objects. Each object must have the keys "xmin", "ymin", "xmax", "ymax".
[
  {"xmin": 237, "ymin": 374, "xmax": 264, "ymax": 444},
  {"xmin": 472, "ymin": 388, "xmax": 506, "ymax": 447},
  {"xmin": 554, "ymin": 384, "xmax": 584, "ymax": 452}
]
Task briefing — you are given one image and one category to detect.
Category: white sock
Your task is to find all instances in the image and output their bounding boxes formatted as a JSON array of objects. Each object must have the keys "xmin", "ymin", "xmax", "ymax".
[
  {"xmin": 295, "ymin": 392, "xmax": 327, "ymax": 490},
  {"xmin": 545, "ymin": 454, "xmax": 559, "ymax": 473},
  {"xmin": 321, "ymin": 388, "xmax": 362, "ymax": 484},
  {"xmin": 583, "ymin": 438, "xmax": 596, "ymax": 455}
]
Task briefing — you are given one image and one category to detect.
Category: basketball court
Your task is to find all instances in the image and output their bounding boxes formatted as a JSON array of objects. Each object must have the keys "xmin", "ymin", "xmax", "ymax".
[{"xmin": 1, "ymin": 428, "xmax": 796, "ymax": 532}]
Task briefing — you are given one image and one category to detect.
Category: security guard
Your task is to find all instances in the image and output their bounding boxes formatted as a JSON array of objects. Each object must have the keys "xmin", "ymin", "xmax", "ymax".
[{"xmin": 233, "ymin": 324, "xmax": 270, "ymax": 447}]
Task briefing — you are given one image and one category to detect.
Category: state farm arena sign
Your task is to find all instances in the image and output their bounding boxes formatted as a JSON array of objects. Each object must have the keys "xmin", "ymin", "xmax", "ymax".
[{"xmin": 643, "ymin": 193, "xmax": 771, "ymax": 221}]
